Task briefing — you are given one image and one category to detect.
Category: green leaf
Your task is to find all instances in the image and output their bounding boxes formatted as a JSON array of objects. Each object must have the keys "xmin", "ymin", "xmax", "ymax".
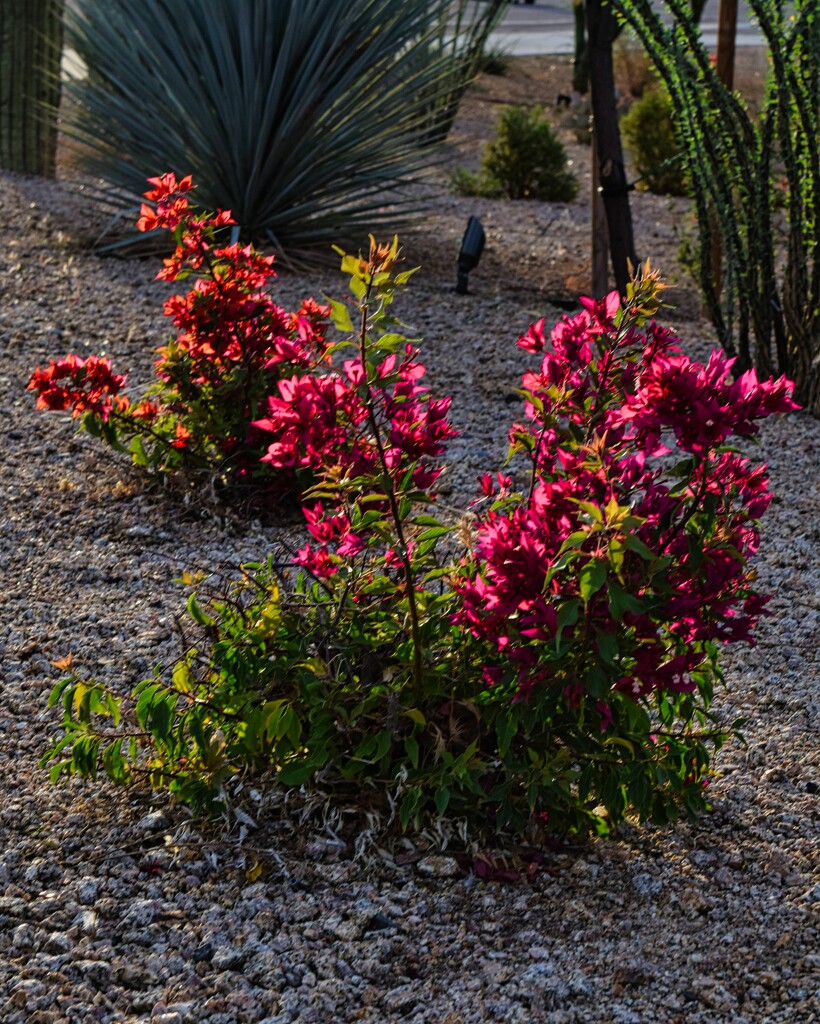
[
  {"xmin": 399, "ymin": 787, "xmax": 422, "ymax": 831},
  {"xmin": 686, "ymin": 533, "xmax": 705, "ymax": 569},
  {"xmin": 608, "ymin": 580, "xmax": 647, "ymax": 621},
  {"xmin": 328, "ymin": 298, "xmax": 354, "ymax": 333},
  {"xmin": 187, "ymin": 593, "xmax": 215, "ymax": 627},
  {"xmin": 415, "ymin": 525, "xmax": 451, "ymax": 543},
  {"xmin": 496, "ymin": 712, "xmax": 517, "ymax": 758},
  {"xmin": 130, "ymin": 433, "xmax": 149, "ymax": 467},
  {"xmin": 596, "ymin": 633, "xmax": 619, "ymax": 664},
  {"xmin": 621, "ymin": 533, "xmax": 657, "ymax": 561},
  {"xmin": 404, "ymin": 734, "xmax": 420, "ymax": 769},
  {"xmin": 276, "ymin": 759, "xmax": 317, "ymax": 787},
  {"xmin": 556, "ymin": 598, "xmax": 580, "ymax": 632},
  {"xmin": 434, "ymin": 785, "xmax": 451, "ymax": 816},
  {"xmin": 579, "ymin": 559, "xmax": 607, "ymax": 603},
  {"xmin": 148, "ymin": 699, "xmax": 173, "ymax": 745}
]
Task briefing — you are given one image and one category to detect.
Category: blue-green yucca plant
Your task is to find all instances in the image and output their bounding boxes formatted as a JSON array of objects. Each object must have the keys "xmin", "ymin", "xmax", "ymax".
[{"xmin": 60, "ymin": 0, "xmax": 503, "ymax": 260}]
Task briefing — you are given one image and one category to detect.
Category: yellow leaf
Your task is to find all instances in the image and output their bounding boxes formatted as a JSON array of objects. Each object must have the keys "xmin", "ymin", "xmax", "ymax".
[{"xmin": 245, "ymin": 859, "xmax": 263, "ymax": 884}]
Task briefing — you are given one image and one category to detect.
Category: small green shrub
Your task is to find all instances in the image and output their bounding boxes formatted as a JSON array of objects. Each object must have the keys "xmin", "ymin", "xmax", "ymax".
[
  {"xmin": 452, "ymin": 105, "xmax": 578, "ymax": 201},
  {"xmin": 621, "ymin": 87, "xmax": 688, "ymax": 196},
  {"xmin": 485, "ymin": 106, "xmax": 579, "ymax": 201},
  {"xmin": 448, "ymin": 165, "xmax": 501, "ymax": 198}
]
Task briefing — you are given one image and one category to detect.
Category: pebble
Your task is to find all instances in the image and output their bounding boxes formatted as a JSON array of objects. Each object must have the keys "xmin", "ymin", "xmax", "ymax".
[{"xmin": 416, "ymin": 856, "xmax": 461, "ymax": 879}]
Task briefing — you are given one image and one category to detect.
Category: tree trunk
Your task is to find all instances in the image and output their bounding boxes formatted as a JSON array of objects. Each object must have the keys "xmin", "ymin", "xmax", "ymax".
[
  {"xmin": 0, "ymin": 0, "xmax": 64, "ymax": 177},
  {"xmin": 585, "ymin": 0, "xmax": 637, "ymax": 297}
]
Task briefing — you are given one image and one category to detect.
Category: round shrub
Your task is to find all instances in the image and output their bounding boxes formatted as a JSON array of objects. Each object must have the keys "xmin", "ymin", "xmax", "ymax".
[
  {"xmin": 483, "ymin": 105, "xmax": 579, "ymax": 201},
  {"xmin": 621, "ymin": 87, "xmax": 689, "ymax": 196}
]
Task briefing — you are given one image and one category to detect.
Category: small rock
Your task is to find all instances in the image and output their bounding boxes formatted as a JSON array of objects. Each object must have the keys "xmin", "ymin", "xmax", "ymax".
[
  {"xmin": 124, "ymin": 898, "xmax": 160, "ymax": 927},
  {"xmin": 631, "ymin": 873, "xmax": 663, "ymax": 896},
  {"xmin": 211, "ymin": 945, "xmax": 245, "ymax": 971},
  {"xmin": 138, "ymin": 810, "xmax": 170, "ymax": 832},
  {"xmin": 12, "ymin": 923, "xmax": 37, "ymax": 950},
  {"xmin": 382, "ymin": 984, "xmax": 419, "ymax": 1013},
  {"xmin": 192, "ymin": 941, "xmax": 214, "ymax": 963},
  {"xmin": 76, "ymin": 876, "xmax": 98, "ymax": 905},
  {"xmin": 44, "ymin": 932, "xmax": 72, "ymax": 954},
  {"xmin": 416, "ymin": 856, "xmax": 460, "ymax": 879},
  {"xmin": 74, "ymin": 959, "xmax": 111, "ymax": 986}
]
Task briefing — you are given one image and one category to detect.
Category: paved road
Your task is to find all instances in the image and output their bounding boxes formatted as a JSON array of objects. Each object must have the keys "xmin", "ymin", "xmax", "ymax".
[{"xmin": 485, "ymin": 1, "xmax": 762, "ymax": 56}]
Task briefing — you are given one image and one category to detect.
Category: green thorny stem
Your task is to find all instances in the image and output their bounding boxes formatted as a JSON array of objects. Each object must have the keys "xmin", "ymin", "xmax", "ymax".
[{"xmin": 357, "ymin": 276, "xmax": 425, "ymax": 705}]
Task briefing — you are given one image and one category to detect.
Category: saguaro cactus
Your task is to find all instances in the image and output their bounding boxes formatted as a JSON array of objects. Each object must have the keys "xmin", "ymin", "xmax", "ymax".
[{"xmin": 0, "ymin": 0, "xmax": 64, "ymax": 176}]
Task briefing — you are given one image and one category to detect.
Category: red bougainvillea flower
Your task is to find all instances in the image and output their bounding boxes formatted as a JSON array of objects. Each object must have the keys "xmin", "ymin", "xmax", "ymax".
[
  {"xmin": 27, "ymin": 355, "xmax": 126, "ymax": 420},
  {"xmin": 137, "ymin": 172, "xmax": 197, "ymax": 232}
]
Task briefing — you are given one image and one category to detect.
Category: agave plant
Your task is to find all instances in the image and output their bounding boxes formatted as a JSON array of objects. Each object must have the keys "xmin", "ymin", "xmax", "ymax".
[{"xmin": 60, "ymin": 0, "xmax": 504, "ymax": 260}]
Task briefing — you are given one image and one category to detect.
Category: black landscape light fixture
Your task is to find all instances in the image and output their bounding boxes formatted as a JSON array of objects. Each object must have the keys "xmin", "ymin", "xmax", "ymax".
[{"xmin": 456, "ymin": 215, "xmax": 485, "ymax": 295}]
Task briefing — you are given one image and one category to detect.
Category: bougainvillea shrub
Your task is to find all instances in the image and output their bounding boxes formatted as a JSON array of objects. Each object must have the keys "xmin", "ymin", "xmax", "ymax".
[
  {"xmin": 42, "ymin": 234, "xmax": 798, "ymax": 841},
  {"xmin": 29, "ymin": 174, "xmax": 330, "ymax": 494}
]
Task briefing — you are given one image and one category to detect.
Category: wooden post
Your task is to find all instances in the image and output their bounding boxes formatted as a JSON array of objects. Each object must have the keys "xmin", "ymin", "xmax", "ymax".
[
  {"xmin": 715, "ymin": 0, "xmax": 738, "ymax": 90},
  {"xmin": 586, "ymin": 0, "xmax": 638, "ymax": 297},
  {"xmin": 591, "ymin": 127, "xmax": 609, "ymax": 296}
]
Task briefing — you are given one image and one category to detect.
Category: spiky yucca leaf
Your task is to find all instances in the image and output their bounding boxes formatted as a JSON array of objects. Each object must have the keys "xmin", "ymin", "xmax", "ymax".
[{"xmin": 61, "ymin": 0, "xmax": 489, "ymax": 259}]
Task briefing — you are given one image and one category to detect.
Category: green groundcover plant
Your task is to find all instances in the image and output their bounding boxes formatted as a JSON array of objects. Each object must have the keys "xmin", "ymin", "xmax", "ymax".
[{"xmin": 39, "ymin": 183, "xmax": 797, "ymax": 842}]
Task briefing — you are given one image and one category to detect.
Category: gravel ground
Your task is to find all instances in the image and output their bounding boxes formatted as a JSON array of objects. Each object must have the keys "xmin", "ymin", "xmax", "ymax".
[{"xmin": 1, "ymin": 100, "xmax": 818, "ymax": 1024}]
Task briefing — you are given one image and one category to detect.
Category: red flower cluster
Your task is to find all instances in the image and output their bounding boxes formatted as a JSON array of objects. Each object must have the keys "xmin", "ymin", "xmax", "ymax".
[
  {"xmin": 28, "ymin": 355, "xmax": 127, "ymax": 420},
  {"xmin": 140, "ymin": 173, "xmax": 330, "ymax": 389},
  {"xmin": 136, "ymin": 172, "xmax": 195, "ymax": 233},
  {"xmin": 612, "ymin": 348, "xmax": 797, "ymax": 455},
  {"xmin": 29, "ymin": 173, "xmax": 330, "ymax": 483}
]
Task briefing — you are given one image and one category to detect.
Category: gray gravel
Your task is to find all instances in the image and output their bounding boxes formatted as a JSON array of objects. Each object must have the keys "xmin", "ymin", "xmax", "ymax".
[{"xmin": 1, "ymin": 165, "xmax": 818, "ymax": 1024}]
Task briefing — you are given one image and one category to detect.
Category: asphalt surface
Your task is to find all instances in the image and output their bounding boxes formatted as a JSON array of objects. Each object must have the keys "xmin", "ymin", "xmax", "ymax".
[{"xmin": 486, "ymin": 0, "xmax": 762, "ymax": 55}]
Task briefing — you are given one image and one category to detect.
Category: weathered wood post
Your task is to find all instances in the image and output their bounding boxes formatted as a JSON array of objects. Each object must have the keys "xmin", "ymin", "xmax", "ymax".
[{"xmin": 585, "ymin": 0, "xmax": 638, "ymax": 297}]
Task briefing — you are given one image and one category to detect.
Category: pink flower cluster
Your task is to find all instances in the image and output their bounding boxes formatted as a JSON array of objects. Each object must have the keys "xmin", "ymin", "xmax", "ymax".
[
  {"xmin": 456, "ymin": 292, "xmax": 798, "ymax": 714},
  {"xmin": 253, "ymin": 345, "xmax": 456, "ymax": 577}
]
